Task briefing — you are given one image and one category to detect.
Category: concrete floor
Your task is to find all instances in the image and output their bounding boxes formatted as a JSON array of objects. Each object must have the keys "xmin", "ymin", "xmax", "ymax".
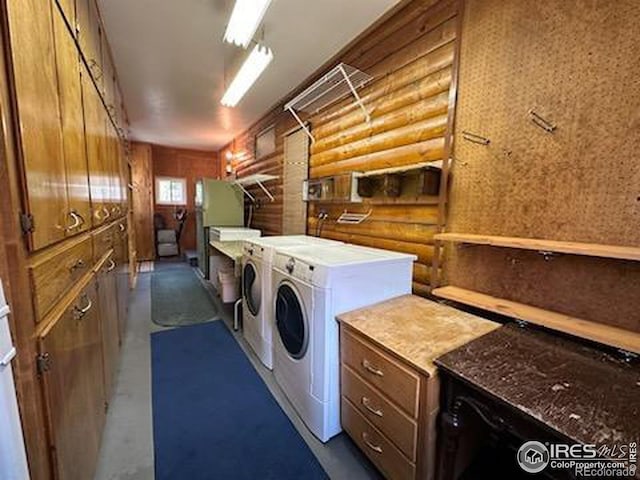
[{"xmin": 95, "ymin": 265, "xmax": 381, "ymax": 480}]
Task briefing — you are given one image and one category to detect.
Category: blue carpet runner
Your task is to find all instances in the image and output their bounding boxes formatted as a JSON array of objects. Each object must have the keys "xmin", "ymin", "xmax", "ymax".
[{"xmin": 151, "ymin": 321, "xmax": 328, "ymax": 479}]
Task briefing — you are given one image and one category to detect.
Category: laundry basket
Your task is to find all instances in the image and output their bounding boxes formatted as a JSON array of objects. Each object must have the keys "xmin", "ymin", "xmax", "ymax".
[{"xmin": 218, "ymin": 267, "xmax": 239, "ymax": 303}]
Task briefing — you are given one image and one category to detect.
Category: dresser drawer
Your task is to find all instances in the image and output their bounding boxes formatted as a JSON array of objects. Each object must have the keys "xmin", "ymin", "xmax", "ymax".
[
  {"xmin": 30, "ymin": 237, "xmax": 93, "ymax": 322},
  {"xmin": 342, "ymin": 364, "xmax": 418, "ymax": 461},
  {"xmin": 93, "ymin": 224, "xmax": 116, "ymax": 263},
  {"xmin": 341, "ymin": 329, "xmax": 420, "ymax": 417},
  {"xmin": 342, "ymin": 397, "xmax": 415, "ymax": 480}
]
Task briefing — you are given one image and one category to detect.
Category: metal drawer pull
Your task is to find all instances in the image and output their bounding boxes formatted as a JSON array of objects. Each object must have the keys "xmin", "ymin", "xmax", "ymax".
[
  {"xmin": 362, "ymin": 359, "xmax": 384, "ymax": 377},
  {"xmin": 73, "ymin": 295, "xmax": 93, "ymax": 319},
  {"xmin": 68, "ymin": 259, "xmax": 85, "ymax": 272},
  {"xmin": 107, "ymin": 259, "xmax": 116, "ymax": 272},
  {"xmin": 361, "ymin": 397, "xmax": 383, "ymax": 417},
  {"xmin": 362, "ymin": 432, "xmax": 383, "ymax": 454},
  {"xmin": 119, "ymin": 223, "xmax": 126, "ymax": 232},
  {"xmin": 65, "ymin": 211, "xmax": 82, "ymax": 231}
]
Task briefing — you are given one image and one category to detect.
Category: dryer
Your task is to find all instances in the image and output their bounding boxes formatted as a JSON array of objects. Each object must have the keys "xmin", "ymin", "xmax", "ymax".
[
  {"xmin": 271, "ymin": 244, "xmax": 416, "ymax": 442},
  {"xmin": 241, "ymin": 235, "xmax": 343, "ymax": 369}
]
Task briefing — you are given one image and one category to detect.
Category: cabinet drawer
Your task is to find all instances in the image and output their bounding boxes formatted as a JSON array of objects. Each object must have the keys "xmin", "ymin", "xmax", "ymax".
[
  {"xmin": 30, "ymin": 237, "xmax": 93, "ymax": 322},
  {"xmin": 93, "ymin": 224, "xmax": 115, "ymax": 263},
  {"xmin": 342, "ymin": 397, "xmax": 415, "ymax": 480},
  {"xmin": 341, "ymin": 329, "xmax": 420, "ymax": 417},
  {"xmin": 342, "ymin": 365, "xmax": 418, "ymax": 461}
]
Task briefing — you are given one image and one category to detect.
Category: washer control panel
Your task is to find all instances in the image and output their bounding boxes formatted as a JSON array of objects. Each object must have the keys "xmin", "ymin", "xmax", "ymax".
[{"xmin": 274, "ymin": 253, "xmax": 315, "ymax": 283}]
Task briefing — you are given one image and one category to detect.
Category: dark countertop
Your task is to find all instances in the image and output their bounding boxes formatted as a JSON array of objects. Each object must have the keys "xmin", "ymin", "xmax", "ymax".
[{"xmin": 435, "ymin": 323, "xmax": 640, "ymax": 446}]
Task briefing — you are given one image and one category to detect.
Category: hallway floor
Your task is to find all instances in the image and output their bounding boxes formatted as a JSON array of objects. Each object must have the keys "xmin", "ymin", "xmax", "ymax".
[{"xmin": 94, "ymin": 262, "xmax": 381, "ymax": 480}]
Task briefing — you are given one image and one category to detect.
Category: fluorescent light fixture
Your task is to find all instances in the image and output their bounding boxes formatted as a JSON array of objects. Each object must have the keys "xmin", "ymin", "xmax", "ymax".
[
  {"xmin": 221, "ymin": 44, "xmax": 273, "ymax": 107},
  {"xmin": 224, "ymin": 0, "xmax": 272, "ymax": 48}
]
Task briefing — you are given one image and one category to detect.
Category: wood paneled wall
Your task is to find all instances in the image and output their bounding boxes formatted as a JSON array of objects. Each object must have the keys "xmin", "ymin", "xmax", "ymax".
[
  {"xmin": 130, "ymin": 142, "xmax": 154, "ymax": 260},
  {"xmin": 444, "ymin": 0, "xmax": 640, "ymax": 333},
  {"xmin": 221, "ymin": 0, "xmax": 460, "ymax": 294},
  {"xmin": 152, "ymin": 145, "xmax": 219, "ymax": 251}
]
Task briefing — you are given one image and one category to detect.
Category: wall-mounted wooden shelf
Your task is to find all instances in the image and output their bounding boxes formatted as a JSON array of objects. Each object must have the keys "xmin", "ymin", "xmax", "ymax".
[
  {"xmin": 432, "ymin": 286, "xmax": 640, "ymax": 354},
  {"xmin": 434, "ymin": 233, "xmax": 640, "ymax": 262}
]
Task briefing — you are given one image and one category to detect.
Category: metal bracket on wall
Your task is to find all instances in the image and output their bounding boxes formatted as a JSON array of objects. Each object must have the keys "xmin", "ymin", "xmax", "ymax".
[
  {"xmin": 462, "ymin": 130, "xmax": 491, "ymax": 145},
  {"xmin": 528, "ymin": 109, "xmax": 557, "ymax": 133},
  {"xmin": 232, "ymin": 174, "xmax": 278, "ymax": 203}
]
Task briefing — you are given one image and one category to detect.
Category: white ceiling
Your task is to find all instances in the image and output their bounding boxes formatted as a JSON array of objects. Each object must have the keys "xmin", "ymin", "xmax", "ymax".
[{"xmin": 98, "ymin": 0, "xmax": 401, "ymax": 151}]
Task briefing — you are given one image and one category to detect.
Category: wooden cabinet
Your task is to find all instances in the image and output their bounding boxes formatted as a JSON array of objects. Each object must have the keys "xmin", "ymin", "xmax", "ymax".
[
  {"xmin": 98, "ymin": 252, "xmax": 120, "ymax": 400},
  {"xmin": 52, "ymin": 6, "xmax": 93, "ymax": 235},
  {"xmin": 130, "ymin": 143, "xmax": 155, "ymax": 260},
  {"xmin": 5, "ymin": 0, "xmax": 69, "ymax": 250},
  {"xmin": 340, "ymin": 327, "xmax": 439, "ymax": 480},
  {"xmin": 38, "ymin": 280, "xmax": 106, "ymax": 480}
]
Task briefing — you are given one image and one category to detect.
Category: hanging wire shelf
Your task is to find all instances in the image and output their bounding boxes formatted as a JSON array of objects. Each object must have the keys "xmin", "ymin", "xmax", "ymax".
[{"xmin": 284, "ymin": 63, "xmax": 373, "ymax": 143}]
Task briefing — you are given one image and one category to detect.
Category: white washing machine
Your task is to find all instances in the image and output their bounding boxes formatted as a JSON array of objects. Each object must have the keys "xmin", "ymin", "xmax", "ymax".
[
  {"xmin": 271, "ymin": 244, "xmax": 416, "ymax": 442},
  {"xmin": 241, "ymin": 236, "xmax": 343, "ymax": 369}
]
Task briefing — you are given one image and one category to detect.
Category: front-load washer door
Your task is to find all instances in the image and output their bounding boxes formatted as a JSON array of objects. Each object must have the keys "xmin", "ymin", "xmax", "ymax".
[
  {"xmin": 275, "ymin": 282, "xmax": 308, "ymax": 360},
  {"xmin": 243, "ymin": 262, "xmax": 261, "ymax": 316}
]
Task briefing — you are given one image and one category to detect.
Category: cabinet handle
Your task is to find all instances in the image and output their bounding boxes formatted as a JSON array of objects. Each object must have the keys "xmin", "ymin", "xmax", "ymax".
[
  {"xmin": 362, "ymin": 432, "xmax": 383, "ymax": 454},
  {"xmin": 94, "ymin": 207, "xmax": 107, "ymax": 221},
  {"xmin": 89, "ymin": 59, "xmax": 103, "ymax": 80},
  {"xmin": 362, "ymin": 359, "xmax": 384, "ymax": 377},
  {"xmin": 73, "ymin": 295, "xmax": 93, "ymax": 319},
  {"xmin": 107, "ymin": 259, "xmax": 116, "ymax": 272},
  {"xmin": 68, "ymin": 259, "xmax": 85, "ymax": 272},
  {"xmin": 361, "ymin": 397, "xmax": 383, "ymax": 417},
  {"xmin": 65, "ymin": 211, "xmax": 82, "ymax": 231},
  {"xmin": 119, "ymin": 223, "xmax": 126, "ymax": 232}
]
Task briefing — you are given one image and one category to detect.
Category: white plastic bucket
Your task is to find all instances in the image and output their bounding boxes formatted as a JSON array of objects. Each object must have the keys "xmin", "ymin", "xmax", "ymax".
[{"xmin": 218, "ymin": 268, "xmax": 239, "ymax": 303}]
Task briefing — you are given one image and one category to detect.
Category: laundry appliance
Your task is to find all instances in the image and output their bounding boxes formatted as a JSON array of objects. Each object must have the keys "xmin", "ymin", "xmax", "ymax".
[
  {"xmin": 241, "ymin": 235, "xmax": 343, "ymax": 369},
  {"xmin": 271, "ymin": 244, "xmax": 416, "ymax": 441}
]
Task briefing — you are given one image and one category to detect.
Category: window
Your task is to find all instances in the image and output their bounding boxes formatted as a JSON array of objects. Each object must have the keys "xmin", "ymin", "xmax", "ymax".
[
  {"xmin": 155, "ymin": 177, "xmax": 187, "ymax": 205},
  {"xmin": 255, "ymin": 125, "xmax": 276, "ymax": 159}
]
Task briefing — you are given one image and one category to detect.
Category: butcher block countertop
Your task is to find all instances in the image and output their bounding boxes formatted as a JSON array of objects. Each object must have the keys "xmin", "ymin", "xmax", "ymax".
[{"xmin": 336, "ymin": 295, "xmax": 499, "ymax": 376}]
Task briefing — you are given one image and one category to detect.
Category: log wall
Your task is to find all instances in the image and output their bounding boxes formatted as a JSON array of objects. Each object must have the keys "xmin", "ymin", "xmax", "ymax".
[{"xmin": 220, "ymin": 0, "xmax": 460, "ymax": 293}]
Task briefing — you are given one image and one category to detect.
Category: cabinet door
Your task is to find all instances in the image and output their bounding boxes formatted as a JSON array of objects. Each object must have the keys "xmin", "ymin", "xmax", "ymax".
[
  {"xmin": 76, "ymin": 0, "xmax": 102, "ymax": 84},
  {"xmin": 101, "ymin": 34, "xmax": 115, "ymax": 110},
  {"xmin": 56, "ymin": 0, "xmax": 77, "ymax": 35},
  {"xmin": 52, "ymin": 7, "xmax": 92, "ymax": 235},
  {"xmin": 82, "ymin": 72, "xmax": 108, "ymax": 225},
  {"xmin": 6, "ymin": 0, "xmax": 68, "ymax": 250},
  {"xmin": 98, "ymin": 256, "xmax": 120, "ymax": 400},
  {"xmin": 39, "ymin": 281, "xmax": 105, "ymax": 480}
]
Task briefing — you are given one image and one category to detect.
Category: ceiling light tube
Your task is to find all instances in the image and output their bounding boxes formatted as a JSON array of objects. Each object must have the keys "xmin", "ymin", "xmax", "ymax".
[
  {"xmin": 223, "ymin": 0, "xmax": 272, "ymax": 48},
  {"xmin": 221, "ymin": 44, "xmax": 273, "ymax": 107}
]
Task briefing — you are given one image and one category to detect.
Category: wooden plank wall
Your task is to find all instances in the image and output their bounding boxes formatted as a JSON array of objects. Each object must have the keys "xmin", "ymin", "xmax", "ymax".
[
  {"xmin": 444, "ymin": 0, "xmax": 640, "ymax": 333},
  {"xmin": 152, "ymin": 145, "xmax": 219, "ymax": 251},
  {"xmin": 221, "ymin": 0, "xmax": 461, "ymax": 294}
]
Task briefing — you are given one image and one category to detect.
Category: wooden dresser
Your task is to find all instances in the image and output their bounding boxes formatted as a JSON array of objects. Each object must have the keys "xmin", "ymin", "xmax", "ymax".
[{"xmin": 337, "ymin": 295, "xmax": 499, "ymax": 480}]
